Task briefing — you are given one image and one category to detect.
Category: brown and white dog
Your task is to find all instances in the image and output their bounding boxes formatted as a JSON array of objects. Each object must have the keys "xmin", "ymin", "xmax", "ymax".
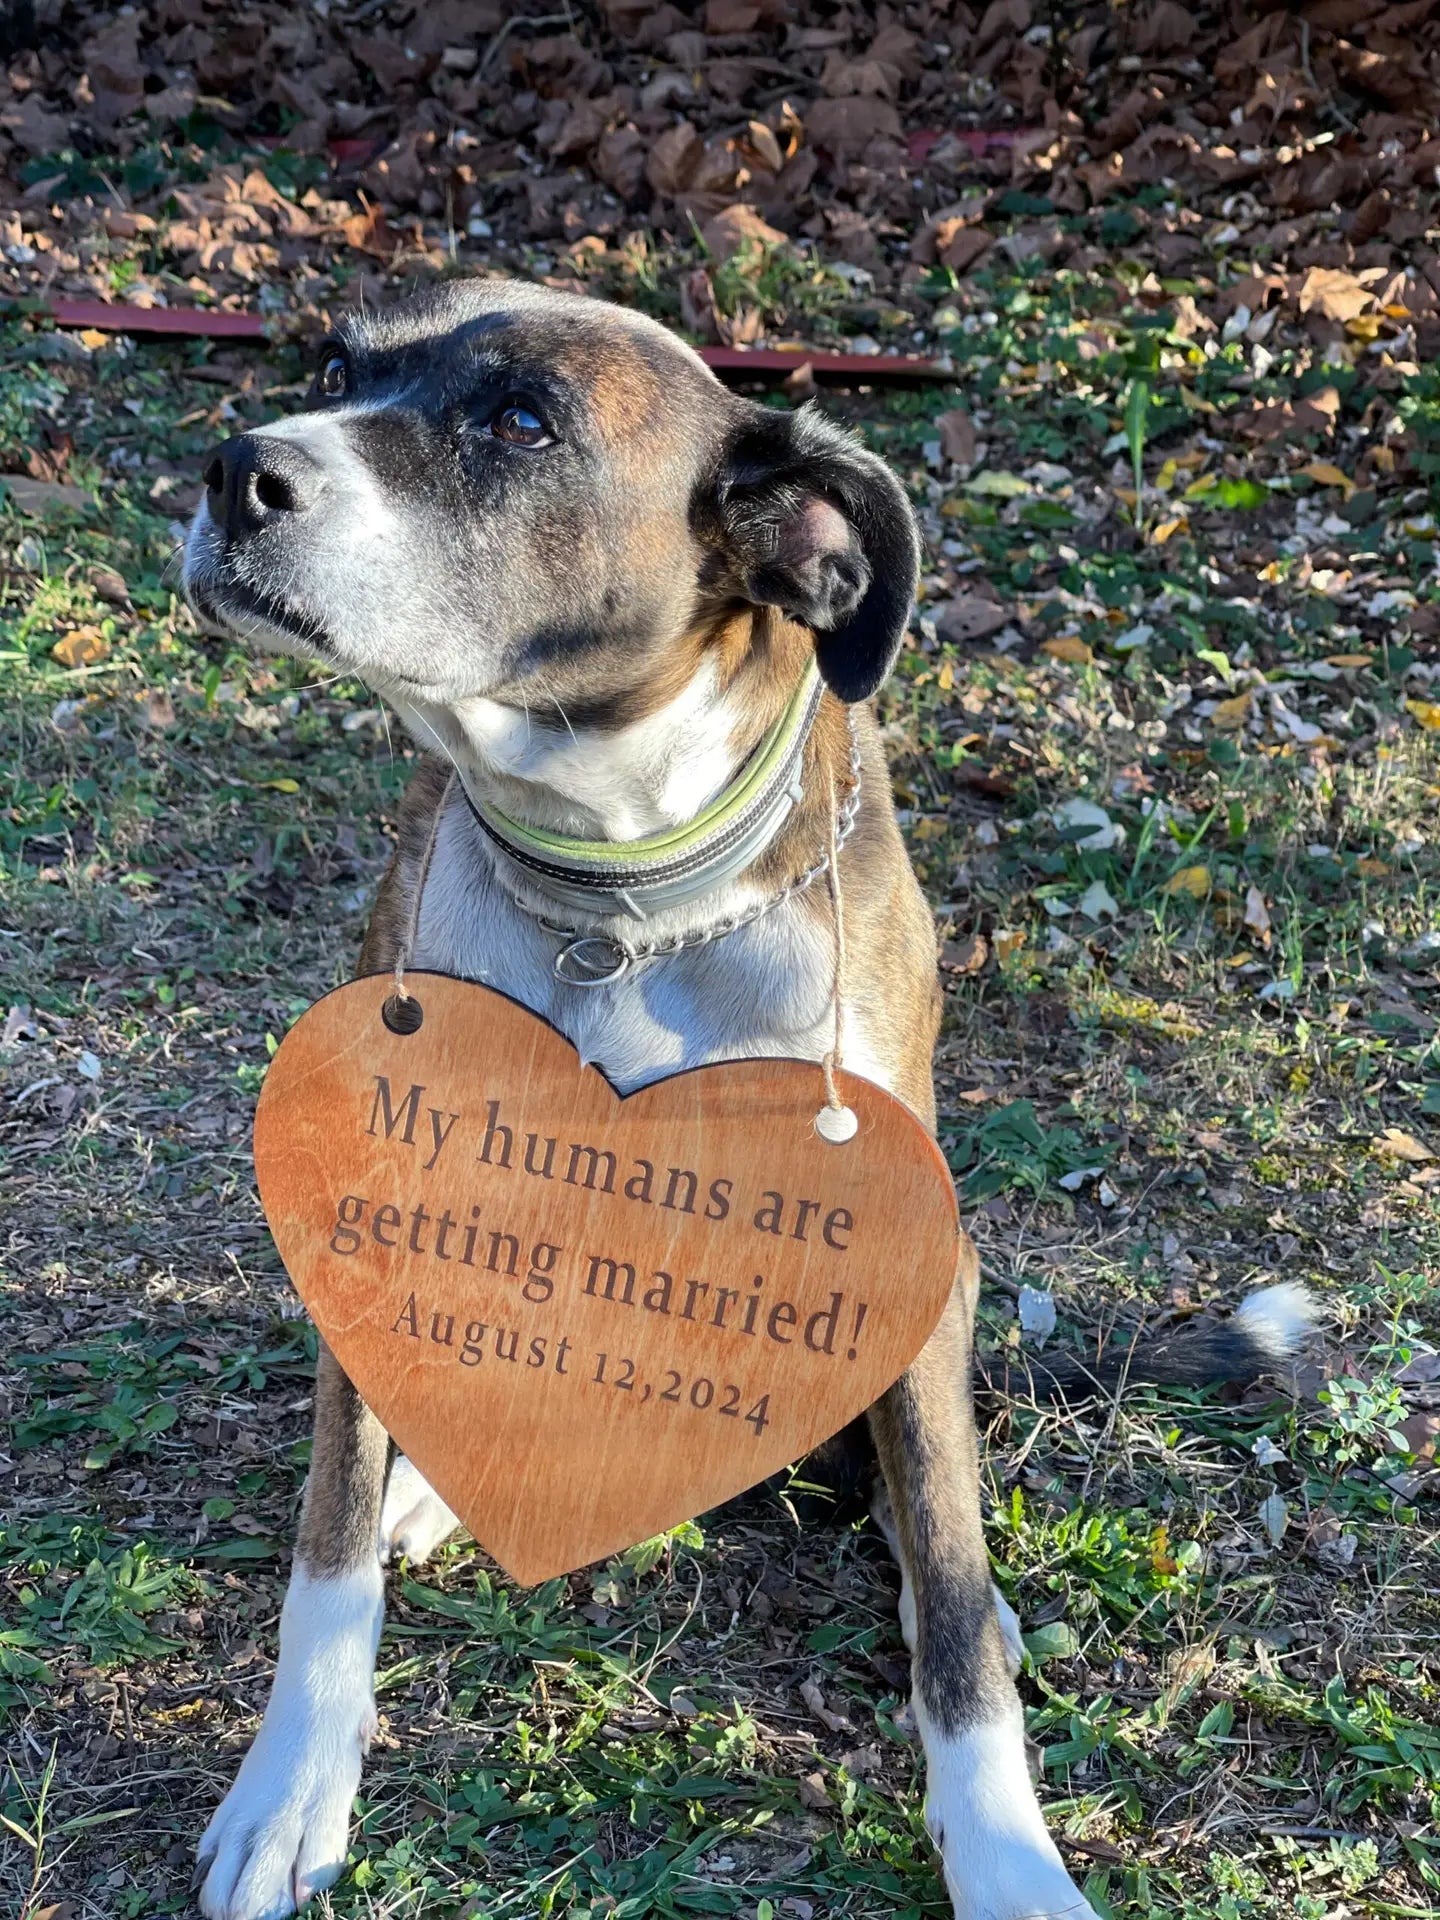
[{"xmin": 182, "ymin": 280, "xmax": 1311, "ymax": 1920}]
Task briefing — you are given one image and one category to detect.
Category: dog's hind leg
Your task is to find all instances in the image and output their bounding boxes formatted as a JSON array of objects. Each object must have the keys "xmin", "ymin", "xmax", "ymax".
[
  {"xmin": 869, "ymin": 1240, "xmax": 1096, "ymax": 1920},
  {"xmin": 196, "ymin": 1344, "xmax": 389, "ymax": 1920},
  {"xmin": 378, "ymin": 1454, "xmax": 460, "ymax": 1565},
  {"xmin": 871, "ymin": 1486, "xmax": 1024, "ymax": 1679}
]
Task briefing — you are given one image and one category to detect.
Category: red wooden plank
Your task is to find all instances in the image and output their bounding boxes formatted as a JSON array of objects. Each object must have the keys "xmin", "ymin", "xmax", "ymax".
[
  {"xmin": 48, "ymin": 300, "xmax": 266, "ymax": 338},
  {"xmin": 699, "ymin": 345, "xmax": 948, "ymax": 380},
  {"xmin": 44, "ymin": 303, "xmax": 949, "ymax": 381},
  {"xmin": 905, "ymin": 126, "xmax": 1029, "ymax": 163}
]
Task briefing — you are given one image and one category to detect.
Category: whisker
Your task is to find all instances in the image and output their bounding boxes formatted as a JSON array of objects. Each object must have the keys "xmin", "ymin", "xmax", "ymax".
[
  {"xmin": 397, "ymin": 700, "xmax": 469, "ymax": 792},
  {"xmin": 548, "ymin": 689, "xmax": 578, "ymax": 747}
]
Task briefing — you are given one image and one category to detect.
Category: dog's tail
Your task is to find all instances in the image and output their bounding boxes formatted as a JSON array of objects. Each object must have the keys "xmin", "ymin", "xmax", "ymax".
[{"xmin": 977, "ymin": 1281, "xmax": 1317, "ymax": 1404}]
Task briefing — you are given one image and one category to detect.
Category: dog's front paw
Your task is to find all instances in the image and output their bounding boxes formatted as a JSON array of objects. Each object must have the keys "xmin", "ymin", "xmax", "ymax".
[
  {"xmin": 197, "ymin": 1566, "xmax": 382, "ymax": 1920},
  {"xmin": 931, "ymin": 1807, "xmax": 1096, "ymax": 1920},
  {"xmin": 935, "ymin": 1837, "xmax": 1096, "ymax": 1920},
  {"xmin": 195, "ymin": 1700, "xmax": 371, "ymax": 1920},
  {"xmin": 919, "ymin": 1708, "xmax": 1096, "ymax": 1920},
  {"xmin": 378, "ymin": 1454, "xmax": 460, "ymax": 1565}
]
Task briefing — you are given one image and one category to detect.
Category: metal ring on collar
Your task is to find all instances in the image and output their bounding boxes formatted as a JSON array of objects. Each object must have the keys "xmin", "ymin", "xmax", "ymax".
[
  {"xmin": 532, "ymin": 712, "xmax": 862, "ymax": 986},
  {"xmin": 553, "ymin": 934, "xmax": 634, "ymax": 986}
]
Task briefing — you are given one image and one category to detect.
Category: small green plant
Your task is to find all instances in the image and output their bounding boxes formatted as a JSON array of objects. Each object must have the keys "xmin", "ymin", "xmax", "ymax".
[
  {"xmin": 1313, "ymin": 1371, "xmax": 1410, "ymax": 1467},
  {"xmin": 706, "ymin": 233, "xmax": 847, "ymax": 338},
  {"xmin": 1123, "ymin": 378, "xmax": 1149, "ymax": 527},
  {"xmin": 591, "ymin": 1520, "xmax": 704, "ymax": 1605},
  {"xmin": 944, "ymin": 1099, "xmax": 1105, "ymax": 1201},
  {"xmin": 1, "ymin": 1745, "xmax": 136, "ymax": 1912}
]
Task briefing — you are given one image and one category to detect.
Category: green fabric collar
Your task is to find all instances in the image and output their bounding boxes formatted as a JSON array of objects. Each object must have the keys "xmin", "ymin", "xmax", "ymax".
[{"xmin": 457, "ymin": 662, "xmax": 824, "ymax": 922}]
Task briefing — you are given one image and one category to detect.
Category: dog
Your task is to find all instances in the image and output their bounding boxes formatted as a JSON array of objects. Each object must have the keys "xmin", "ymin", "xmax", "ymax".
[{"xmin": 182, "ymin": 279, "xmax": 1312, "ymax": 1920}]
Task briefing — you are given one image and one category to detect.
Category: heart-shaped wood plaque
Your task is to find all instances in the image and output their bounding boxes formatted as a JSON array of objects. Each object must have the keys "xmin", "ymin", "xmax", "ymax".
[{"xmin": 255, "ymin": 972, "xmax": 959, "ymax": 1584}]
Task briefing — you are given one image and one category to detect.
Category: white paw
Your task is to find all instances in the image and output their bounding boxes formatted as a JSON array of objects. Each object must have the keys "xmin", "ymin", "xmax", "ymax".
[
  {"xmin": 197, "ymin": 1566, "xmax": 383, "ymax": 1920},
  {"xmin": 378, "ymin": 1454, "xmax": 460, "ymax": 1565},
  {"xmin": 916, "ymin": 1701, "xmax": 1096, "ymax": 1920}
]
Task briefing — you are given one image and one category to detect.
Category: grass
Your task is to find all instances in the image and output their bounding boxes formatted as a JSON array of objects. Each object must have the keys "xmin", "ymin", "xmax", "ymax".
[{"xmin": 2, "ymin": 235, "xmax": 1439, "ymax": 1920}]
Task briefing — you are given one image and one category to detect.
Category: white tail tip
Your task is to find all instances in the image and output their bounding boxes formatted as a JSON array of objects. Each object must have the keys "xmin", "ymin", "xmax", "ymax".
[{"xmin": 1235, "ymin": 1281, "xmax": 1317, "ymax": 1358}]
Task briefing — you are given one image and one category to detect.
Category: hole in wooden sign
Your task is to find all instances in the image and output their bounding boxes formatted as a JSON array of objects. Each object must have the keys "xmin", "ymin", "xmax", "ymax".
[
  {"xmin": 814, "ymin": 1104, "xmax": 858, "ymax": 1144},
  {"xmin": 382, "ymin": 992, "xmax": 424, "ymax": 1036}
]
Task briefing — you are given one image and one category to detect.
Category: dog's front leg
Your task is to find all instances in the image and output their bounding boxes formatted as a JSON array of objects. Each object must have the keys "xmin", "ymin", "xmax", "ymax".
[
  {"xmin": 869, "ymin": 1241, "xmax": 1096, "ymax": 1920},
  {"xmin": 197, "ymin": 1344, "xmax": 389, "ymax": 1920}
]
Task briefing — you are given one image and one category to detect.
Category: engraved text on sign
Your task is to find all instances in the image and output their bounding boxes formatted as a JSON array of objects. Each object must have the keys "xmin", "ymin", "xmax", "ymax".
[{"xmin": 254, "ymin": 973, "xmax": 960, "ymax": 1584}]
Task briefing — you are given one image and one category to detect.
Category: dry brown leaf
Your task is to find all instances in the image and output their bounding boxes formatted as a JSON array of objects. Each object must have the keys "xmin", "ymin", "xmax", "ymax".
[
  {"xmin": 804, "ymin": 94, "xmax": 902, "ymax": 157},
  {"xmin": 1297, "ymin": 386, "xmax": 1341, "ymax": 426},
  {"xmin": 342, "ymin": 201, "xmax": 402, "ymax": 260},
  {"xmin": 1136, "ymin": 1, "xmax": 1198, "ymax": 55},
  {"xmin": 1374, "ymin": 1128, "xmax": 1435, "ymax": 1164},
  {"xmin": 646, "ymin": 122, "xmax": 702, "ymax": 197},
  {"xmin": 741, "ymin": 118, "xmax": 784, "ymax": 173},
  {"xmin": 52, "ymin": 627, "xmax": 109, "ymax": 668},
  {"xmin": 940, "ymin": 227, "xmax": 994, "ymax": 275},
  {"xmin": 1397, "ymin": 1414, "xmax": 1440, "ymax": 1467},
  {"xmin": 936, "ymin": 407, "xmax": 977, "ymax": 466},
  {"xmin": 679, "ymin": 268, "xmax": 720, "ymax": 341},
  {"xmin": 1324, "ymin": 654, "xmax": 1374, "ymax": 669},
  {"xmin": 0, "ymin": 93, "xmax": 71, "ymax": 154},
  {"xmin": 1168, "ymin": 293, "xmax": 1214, "ymax": 341},
  {"xmin": 90, "ymin": 564, "xmax": 130, "ymax": 606},
  {"xmin": 799, "ymin": 1677, "xmax": 851, "ymax": 1732},
  {"xmin": 797, "ymin": 1769, "xmax": 834, "ymax": 1810},
  {"xmin": 942, "ymin": 933, "xmax": 989, "ymax": 974},
  {"xmin": 1299, "ymin": 460, "xmax": 1355, "ymax": 497},
  {"xmin": 141, "ymin": 689, "xmax": 177, "ymax": 730},
  {"xmin": 936, "ymin": 595, "xmax": 1009, "ymax": 644},
  {"xmin": 700, "ymin": 203, "xmax": 786, "ymax": 262},
  {"xmin": 993, "ymin": 929, "xmax": 1026, "ymax": 962},
  {"xmin": 821, "ymin": 53, "xmax": 904, "ymax": 100},
  {"xmin": 1243, "ymin": 885, "xmax": 1272, "ymax": 948},
  {"xmin": 705, "ymin": 0, "xmax": 761, "ymax": 28},
  {"xmin": 1211, "ymin": 690, "xmax": 1253, "ymax": 730},
  {"xmin": 3, "ymin": 475, "xmax": 90, "ymax": 515},
  {"xmin": 1041, "ymin": 635, "xmax": 1093, "ymax": 664},
  {"xmin": 1297, "ymin": 268, "xmax": 1376, "ymax": 323}
]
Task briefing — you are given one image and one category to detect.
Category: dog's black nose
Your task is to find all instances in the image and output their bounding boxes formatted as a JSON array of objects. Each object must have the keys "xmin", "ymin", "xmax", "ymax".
[{"xmin": 203, "ymin": 434, "xmax": 325, "ymax": 535}]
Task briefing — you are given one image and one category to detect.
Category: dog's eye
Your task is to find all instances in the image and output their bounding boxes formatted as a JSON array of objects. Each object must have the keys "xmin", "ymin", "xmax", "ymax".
[
  {"xmin": 316, "ymin": 351, "xmax": 348, "ymax": 398},
  {"xmin": 490, "ymin": 402, "xmax": 550, "ymax": 448}
]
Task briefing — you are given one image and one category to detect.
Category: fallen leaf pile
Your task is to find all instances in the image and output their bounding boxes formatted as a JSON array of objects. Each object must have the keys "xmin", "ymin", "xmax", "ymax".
[{"xmin": 1, "ymin": 0, "xmax": 1439, "ymax": 353}]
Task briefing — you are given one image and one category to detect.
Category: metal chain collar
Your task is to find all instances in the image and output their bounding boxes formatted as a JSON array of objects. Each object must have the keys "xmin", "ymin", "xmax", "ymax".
[{"xmin": 536, "ymin": 718, "xmax": 863, "ymax": 988}]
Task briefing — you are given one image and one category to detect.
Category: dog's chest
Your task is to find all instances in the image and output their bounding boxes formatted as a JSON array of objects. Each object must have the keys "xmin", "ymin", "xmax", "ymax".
[{"xmin": 409, "ymin": 809, "xmax": 841, "ymax": 1094}]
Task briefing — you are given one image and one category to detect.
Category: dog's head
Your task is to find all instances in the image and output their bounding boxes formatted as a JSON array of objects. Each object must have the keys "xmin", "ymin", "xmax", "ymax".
[{"xmin": 183, "ymin": 280, "xmax": 919, "ymax": 727}]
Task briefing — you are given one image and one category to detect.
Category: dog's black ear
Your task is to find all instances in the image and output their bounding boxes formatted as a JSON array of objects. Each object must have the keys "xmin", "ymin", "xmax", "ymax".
[{"xmin": 704, "ymin": 404, "xmax": 920, "ymax": 702}]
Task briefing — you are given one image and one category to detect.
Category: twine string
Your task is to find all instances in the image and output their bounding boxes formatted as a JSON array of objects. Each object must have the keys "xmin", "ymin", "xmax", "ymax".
[
  {"xmin": 820, "ymin": 757, "xmax": 848, "ymax": 1114},
  {"xmin": 392, "ymin": 770, "xmax": 456, "ymax": 1003}
]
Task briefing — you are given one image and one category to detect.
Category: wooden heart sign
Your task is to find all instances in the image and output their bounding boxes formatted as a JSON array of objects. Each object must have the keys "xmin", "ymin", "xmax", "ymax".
[{"xmin": 254, "ymin": 972, "xmax": 959, "ymax": 1584}]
